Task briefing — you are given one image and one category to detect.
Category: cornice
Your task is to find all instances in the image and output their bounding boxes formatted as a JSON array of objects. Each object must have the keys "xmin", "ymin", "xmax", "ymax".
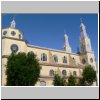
[{"xmin": 2, "ymin": 36, "xmax": 28, "ymax": 44}]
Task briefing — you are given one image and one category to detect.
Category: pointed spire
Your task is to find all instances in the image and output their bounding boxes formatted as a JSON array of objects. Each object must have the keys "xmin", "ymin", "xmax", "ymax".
[
  {"xmin": 80, "ymin": 18, "xmax": 87, "ymax": 38},
  {"xmin": 10, "ymin": 16, "xmax": 16, "ymax": 28},
  {"xmin": 63, "ymin": 30, "xmax": 72, "ymax": 53},
  {"xmin": 64, "ymin": 30, "xmax": 69, "ymax": 47}
]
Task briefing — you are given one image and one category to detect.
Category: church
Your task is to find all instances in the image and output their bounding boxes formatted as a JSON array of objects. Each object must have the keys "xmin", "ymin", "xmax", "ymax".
[{"xmin": 2, "ymin": 18, "xmax": 97, "ymax": 86}]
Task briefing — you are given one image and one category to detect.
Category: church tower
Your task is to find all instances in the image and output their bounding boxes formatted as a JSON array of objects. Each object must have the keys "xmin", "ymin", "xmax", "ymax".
[
  {"xmin": 2, "ymin": 18, "xmax": 23, "ymax": 39},
  {"xmin": 63, "ymin": 31, "xmax": 72, "ymax": 53},
  {"xmin": 79, "ymin": 19, "xmax": 98, "ymax": 85},
  {"xmin": 79, "ymin": 19, "xmax": 97, "ymax": 71},
  {"xmin": 2, "ymin": 18, "xmax": 27, "ymax": 86},
  {"xmin": 80, "ymin": 19, "xmax": 92, "ymax": 53}
]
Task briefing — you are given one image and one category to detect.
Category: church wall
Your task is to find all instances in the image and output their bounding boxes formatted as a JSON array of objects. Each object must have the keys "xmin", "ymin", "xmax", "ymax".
[
  {"xmin": 2, "ymin": 38, "xmax": 27, "ymax": 56},
  {"xmin": 79, "ymin": 54, "xmax": 88, "ymax": 65},
  {"xmin": 40, "ymin": 65, "xmax": 82, "ymax": 77},
  {"xmin": 35, "ymin": 78, "xmax": 53, "ymax": 86},
  {"xmin": 68, "ymin": 54, "xmax": 81, "ymax": 66},
  {"xmin": 26, "ymin": 45, "xmax": 82, "ymax": 66},
  {"xmin": 26, "ymin": 46, "xmax": 50, "ymax": 63},
  {"xmin": 2, "ymin": 58, "xmax": 7, "ymax": 86},
  {"xmin": 86, "ymin": 52, "xmax": 97, "ymax": 70}
]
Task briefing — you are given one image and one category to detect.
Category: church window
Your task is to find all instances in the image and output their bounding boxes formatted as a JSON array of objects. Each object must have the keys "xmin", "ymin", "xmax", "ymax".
[
  {"xmin": 63, "ymin": 56, "xmax": 67, "ymax": 63},
  {"xmin": 53, "ymin": 55, "xmax": 58, "ymax": 62},
  {"xmin": 90, "ymin": 58, "xmax": 93, "ymax": 63},
  {"xmin": 62, "ymin": 70, "xmax": 67, "ymax": 76},
  {"xmin": 49, "ymin": 70, "xmax": 55, "ymax": 76},
  {"xmin": 40, "ymin": 81, "xmax": 46, "ymax": 86},
  {"xmin": 3, "ymin": 31, "xmax": 7, "ymax": 35},
  {"xmin": 11, "ymin": 44, "xmax": 18, "ymax": 53},
  {"xmin": 11, "ymin": 31, "xmax": 16, "ymax": 36},
  {"xmin": 82, "ymin": 59, "xmax": 86, "ymax": 64},
  {"xmin": 41, "ymin": 53, "xmax": 47, "ymax": 61},
  {"xmin": 73, "ymin": 71, "xmax": 77, "ymax": 76}
]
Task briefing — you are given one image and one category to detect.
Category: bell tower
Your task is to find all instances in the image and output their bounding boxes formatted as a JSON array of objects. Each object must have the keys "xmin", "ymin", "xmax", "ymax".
[
  {"xmin": 79, "ymin": 19, "xmax": 98, "ymax": 86},
  {"xmin": 79, "ymin": 19, "xmax": 97, "ymax": 72}
]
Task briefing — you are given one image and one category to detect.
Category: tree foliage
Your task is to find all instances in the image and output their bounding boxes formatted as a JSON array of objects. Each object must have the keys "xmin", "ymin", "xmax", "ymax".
[
  {"xmin": 82, "ymin": 65, "xmax": 96, "ymax": 86},
  {"xmin": 77, "ymin": 78, "xmax": 86, "ymax": 86},
  {"xmin": 6, "ymin": 52, "xmax": 41, "ymax": 86},
  {"xmin": 53, "ymin": 74, "xmax": 67, "ymax": 86},
  {"xmin": 53, "ymin": 65, "xmax": 96, "ymax": 86},
  {"xmin": 67, "ymin": 75, "xmax": 77, "ymax": 86}
]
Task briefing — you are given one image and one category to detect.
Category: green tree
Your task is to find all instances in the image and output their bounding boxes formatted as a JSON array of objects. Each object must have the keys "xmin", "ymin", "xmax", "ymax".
[
  {"xmin": 53, "ymin": 74, "xmax": 67, "ymax": 86},
  {"xmin": 67, "ymin": 75, "xmax": 77, "ymax": 86},
  {"xmin": 82, "ymin": 65, "xmax": 96, "ymax": 86},
  {"xmin": 6, "ymin": 52, "xmax": 41, "ymax": 86},
  {"xmin": 77, "ymin": 78, "xmax": 86, "ymax": 86}
]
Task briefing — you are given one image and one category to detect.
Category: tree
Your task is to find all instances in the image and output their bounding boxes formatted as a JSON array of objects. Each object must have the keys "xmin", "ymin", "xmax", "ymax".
[
  {"xmin": 77, "ymin": 78, "xmax": 86, "ymax": 86},
  {"xmin": 82, "ymin": 65, "xmax": 96, "ymax": 86},
  {"xmin": 53, "ymin": 74, "xmax": 67, "ymax": 86},
  {"xmin": 67, "ymin": 75, "xmax": 77, "ymax": 86},
  {"xmin": 6, "ymin": 52, "xmax": 41, "ymax": 86}
]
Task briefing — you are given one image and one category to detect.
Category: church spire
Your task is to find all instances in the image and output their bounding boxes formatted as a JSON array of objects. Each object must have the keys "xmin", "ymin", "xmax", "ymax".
[
  {"xmin": 10, "ymin": 17, "xmax": 16, "ymax": 28},
  {"xmin": 79, "ymin": 18, "xmax": 92, "ymax": 53},
  {"xmin": 63, "ymin": 30, "xmax": 72, "ymax": 53},
  {"xmin": 80, "ymin": 18, "xmax": 88, "ymax": 38}
]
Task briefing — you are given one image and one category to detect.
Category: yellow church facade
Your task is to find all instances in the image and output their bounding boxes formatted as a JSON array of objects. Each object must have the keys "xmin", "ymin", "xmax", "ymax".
[{"xmin": 2, "ymin": 19, "xmax": 97, "ymax": 86}]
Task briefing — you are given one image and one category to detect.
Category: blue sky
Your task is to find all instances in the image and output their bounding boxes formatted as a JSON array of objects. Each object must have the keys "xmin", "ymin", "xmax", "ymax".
[{"xmin": 2, "ymin": 14, "xmax": 98, "ymax": 60}]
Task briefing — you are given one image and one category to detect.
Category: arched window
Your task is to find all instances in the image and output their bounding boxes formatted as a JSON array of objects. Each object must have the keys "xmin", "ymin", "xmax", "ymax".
[
  {"xmin": 40, "ymin": 81, "xmax": 46, "ymax": 86},
  {"xmin": 53, "ymin": 55, "xmax": 58, "ymax": 62},
  {"xmin": 82, "ymin": 59, "xmax": 86, "ymax": 64},
  {"xmin": 49, "ymin": 70, "xmax": 55, "ymax": 76},
  {"xmin": 62, "ymin": 70, "xmax": 67, "ymax": 76},
  {"xmin": 41, "ymin": 53, "xmax": 47, "ymax": 61},
  {"xmin": 73, "ymin": 71, "xmax": 77, "ymax": 76},
  {"xmin": 63, "ymin": 56, "xmax": 67, "ymax": 63}
]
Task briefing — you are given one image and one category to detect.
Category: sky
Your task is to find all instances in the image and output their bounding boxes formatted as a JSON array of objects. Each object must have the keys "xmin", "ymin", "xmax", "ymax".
[{"xmin": 2, "ymin": 14, "xmax": 98, "ymax": 60}]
